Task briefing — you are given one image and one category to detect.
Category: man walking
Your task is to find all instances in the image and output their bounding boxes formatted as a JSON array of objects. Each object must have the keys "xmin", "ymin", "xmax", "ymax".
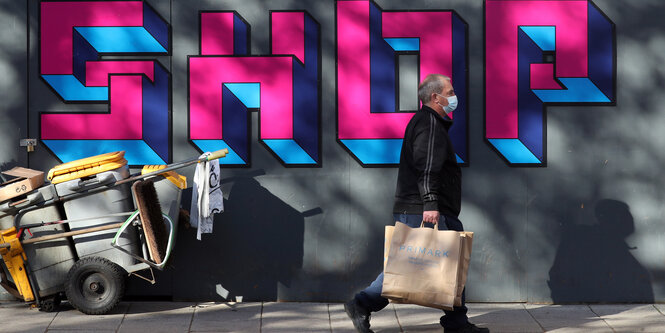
[{"xmin": 345, "ymin": 74, "xmax": 488, "ymax": 333}]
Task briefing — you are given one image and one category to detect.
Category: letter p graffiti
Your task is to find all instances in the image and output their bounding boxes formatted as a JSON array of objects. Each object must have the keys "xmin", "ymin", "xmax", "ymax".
[{"xmin": 485, "ymin": 0, "xmax": 615, "ymax": 166}]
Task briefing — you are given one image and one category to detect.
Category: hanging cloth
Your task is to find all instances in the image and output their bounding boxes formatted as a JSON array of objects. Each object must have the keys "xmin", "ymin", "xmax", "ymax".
[{"xmin": 190, "ymin": 152, "xmax": 224, "ymax": 240}]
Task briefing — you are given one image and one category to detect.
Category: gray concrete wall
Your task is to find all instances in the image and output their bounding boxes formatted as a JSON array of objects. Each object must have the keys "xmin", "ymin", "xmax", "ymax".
[
  {"xmin": 0, "ymin": 0, "xmax": 27, "ymax": 170},
  {"xmin": 1, "ymin": 0, "xmax": 664, "ymax": 304},
  {"xmin": 0, "ymin": 0, "xmax": 27, "ymax": 301}
]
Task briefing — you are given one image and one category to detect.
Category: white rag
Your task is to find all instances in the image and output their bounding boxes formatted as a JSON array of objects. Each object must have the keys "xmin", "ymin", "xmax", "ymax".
[{"xmin": 190, "ymin": 153, "xmax": 224, "ymax": 240}]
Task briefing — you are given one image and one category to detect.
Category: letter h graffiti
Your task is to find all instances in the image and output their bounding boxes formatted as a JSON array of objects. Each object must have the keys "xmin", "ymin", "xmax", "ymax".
[
  {"xmin": 485, "ymin": 0, "xmax": 615, "ymax": 166},
  {"xmin": 189, "ymin": 11, "xmax": 321, "ymax": 166},
  {"xmin": 336, "ymin": 0, "xmax": 468, "ymax": 166},
  {"xmin": 40, "ymin": 1, "xmax": 170, "ymax": 165}
]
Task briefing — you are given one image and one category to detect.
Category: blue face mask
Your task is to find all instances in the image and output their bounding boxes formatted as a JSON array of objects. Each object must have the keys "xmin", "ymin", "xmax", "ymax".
[
  {"xmin": 436, "ymin": 94, "xmax": 458, "ymax": 115},
  {"xmin": 443, "ymin": 95, "xmax": 458, "ymax": 114}
]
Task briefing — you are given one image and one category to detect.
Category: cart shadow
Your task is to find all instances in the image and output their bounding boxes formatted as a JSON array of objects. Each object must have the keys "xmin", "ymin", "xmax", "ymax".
[
  {"xmin": 56, "ymin": 300, "xmax": 128, "ymax": 315},
  {"xmin": 211, "ymin": 176, "xmax": 305, "ymax": 301},
  {"xmin": 128, "ymin": 175, "xmax": 309, "ymax": 302}
]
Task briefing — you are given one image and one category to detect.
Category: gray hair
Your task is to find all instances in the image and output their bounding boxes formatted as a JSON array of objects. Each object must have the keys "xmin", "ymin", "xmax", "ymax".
[{"xmin": 418, "ymin": 74, "xmax": 450, "ymax": 104}]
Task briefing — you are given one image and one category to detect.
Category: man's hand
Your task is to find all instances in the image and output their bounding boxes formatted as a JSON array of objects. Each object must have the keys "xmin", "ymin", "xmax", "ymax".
[{"xmin": 422, "ymin": 210, "xmax": 440, "ymax": 224}]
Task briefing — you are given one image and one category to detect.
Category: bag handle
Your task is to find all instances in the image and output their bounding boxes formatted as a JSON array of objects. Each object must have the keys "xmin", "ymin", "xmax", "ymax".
[{"xmin": 419, "ymin": 220, "xmax": 438, "ymax": 228}]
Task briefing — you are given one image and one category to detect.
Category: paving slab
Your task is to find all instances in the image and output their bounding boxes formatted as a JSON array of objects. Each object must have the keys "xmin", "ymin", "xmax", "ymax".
[
  {"xmin": 655, "ymin": 304, "xmax": 665, "ymax": 316},
  {"xmin": 524, "ymin": 304, "xmax": 611, "ymax": 332},
  {"xmin": 546, "ymin": 327, "xmax": 613, "ymax": 333},
  {"xmin": 590, "ymin": 304, "xmax": 665, "ymax": 333},
  {"xmin": 466, "ymin": 303, "xmax": 542, "ymax": 333},
  {"xmin": 261, "ymin": 302, "xmax": 331, "ymax": 332},
  {"xmin": 0, "ymin": 302, "xmax": 56, "ymax": 333},
  {"xmin": 392, "ymin": 303, "xmax": 444, "ymax": 333},
  {"xmin": 48, "ymin": 302, "xmax": 129, "ymax": 331},
  {"xmin": 118, "ymin": 301, "xmax": 196, "ymax": 333},
  {"xmin": 45, "ymin": 328, "xmax": 115, "ymax": 333},
  {"xmin": 330, "ymin": 303, "xmax": 361, "ymax": 333},
  {"xmin": 329, "ymin": 302, "xmax": 402, "ymax": 333},
  {"xmin": 369, "ymin": 304, "xmax": 403, "ymax": 333},
  {"xmin": 190, "ymin": 302, "xmax": 262, "ymax": 332}
]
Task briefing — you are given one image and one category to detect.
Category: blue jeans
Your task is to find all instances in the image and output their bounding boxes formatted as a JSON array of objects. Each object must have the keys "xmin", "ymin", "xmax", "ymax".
[{"xmin": 354, "ymin": 213, "xmax": 469, "ymax": 330}]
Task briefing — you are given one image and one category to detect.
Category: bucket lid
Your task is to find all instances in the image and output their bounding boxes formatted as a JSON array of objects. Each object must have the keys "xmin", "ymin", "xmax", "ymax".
[{"xmin": 48, "ymin": 151, "xmax": 127, "ymax": 184}]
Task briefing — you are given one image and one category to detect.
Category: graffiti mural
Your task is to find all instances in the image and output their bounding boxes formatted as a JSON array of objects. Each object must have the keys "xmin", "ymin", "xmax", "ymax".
[
  {"xmin": 485, "ymin": 0, "xmax": 615, "ymax": 166},
  {"xmin": 35, "ymin": 0, "xmax": 616, "ymax": 168},
  {"xmin": 39, "ymin": 1, "xmax": 170, "ymax": 165},
  {"xmin": 336, "ymin": 0, "xmax": 468, "ymax": 166},
  {"xmin": 189, "ymin": 11, "xmax": 321, "ymax": 167}
]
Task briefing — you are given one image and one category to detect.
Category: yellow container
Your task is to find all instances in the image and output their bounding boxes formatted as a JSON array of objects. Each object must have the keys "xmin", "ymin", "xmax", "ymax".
[
  {"xmin": 0, "ymin": 227, "xmax": 34, "ymax": 302},
  {"xmin": 48, "ymin": 151, "xmax": 127, "ymax": 185}
]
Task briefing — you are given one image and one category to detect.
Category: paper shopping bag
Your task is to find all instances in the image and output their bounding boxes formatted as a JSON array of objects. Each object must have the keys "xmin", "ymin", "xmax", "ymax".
[
  {"xmin": 383, "ymin": 224, "xmax": 395, "ymax": 269},
  {"xmin": 381, "ymin": 222, "xmax": 468, "ymax": 310},
  {"xmin": 453, "ymin": 232, "xmax": 473, "ymax": 306}
]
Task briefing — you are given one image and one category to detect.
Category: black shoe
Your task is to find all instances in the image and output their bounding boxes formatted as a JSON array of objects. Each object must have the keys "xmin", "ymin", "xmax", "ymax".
[
  {"xmin": 444, "ymin": 322, "xmax": 490, "ymax": 333},
  {"xmin": 344, "ymin": 299, "xmax": 374, "ymax": 333}
]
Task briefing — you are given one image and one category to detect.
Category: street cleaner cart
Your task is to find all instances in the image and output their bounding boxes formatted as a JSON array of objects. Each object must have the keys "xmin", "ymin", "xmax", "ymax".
[{"xmin": 0, "ymin": 149, "xmax": 227, "ymax": 314}]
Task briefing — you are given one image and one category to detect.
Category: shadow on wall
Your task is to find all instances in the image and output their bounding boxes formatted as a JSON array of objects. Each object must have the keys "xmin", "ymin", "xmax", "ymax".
[
  {"xmin": 548, "ymin": 199, "xmax": 653, "ymax": 303},
  {"xmin": 0, "ymin": 160, "xmax": 19, "ymax": 301},
  {"xmin": 0, "ymin": 161, "xmax": 20, "ymax": 176},
  {"xmin": 164, "ymin": 175, "xmax": 304, "ymax": 302}
]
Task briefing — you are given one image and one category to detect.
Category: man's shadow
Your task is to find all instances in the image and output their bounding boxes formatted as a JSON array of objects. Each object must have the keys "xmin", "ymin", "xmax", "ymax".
[{"xmin": 548, "ymin": 199, "xmax": 653, "ymax": 303}]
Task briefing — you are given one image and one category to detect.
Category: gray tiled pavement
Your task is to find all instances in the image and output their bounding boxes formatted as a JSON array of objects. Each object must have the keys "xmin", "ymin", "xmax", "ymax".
[{"xmin": 0, "ymin": 301, "xmax": 663, "ymax": 332}]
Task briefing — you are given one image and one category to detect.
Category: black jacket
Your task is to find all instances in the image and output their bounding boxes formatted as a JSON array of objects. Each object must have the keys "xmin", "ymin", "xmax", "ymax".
[{"xmin": 393, "ymin": 105, "xmax": 462, "ymax": 217}]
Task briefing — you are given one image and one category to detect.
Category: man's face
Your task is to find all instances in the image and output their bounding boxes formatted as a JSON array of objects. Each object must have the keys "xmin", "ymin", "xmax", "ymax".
[{"xmin": 434, "ymin": 79, "xmax": 455, "ymax": 114}]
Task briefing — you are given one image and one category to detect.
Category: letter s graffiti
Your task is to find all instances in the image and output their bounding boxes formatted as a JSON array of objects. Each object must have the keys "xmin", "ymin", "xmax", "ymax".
[{"xmin": 39, "ymin": 1, "xmax": 170, "ymax": 165}]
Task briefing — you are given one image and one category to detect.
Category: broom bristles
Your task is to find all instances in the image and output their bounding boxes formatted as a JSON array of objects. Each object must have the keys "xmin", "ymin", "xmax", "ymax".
[{"xmin": 132, "ymin": 180, "xmax": 168, "ymax": 265}]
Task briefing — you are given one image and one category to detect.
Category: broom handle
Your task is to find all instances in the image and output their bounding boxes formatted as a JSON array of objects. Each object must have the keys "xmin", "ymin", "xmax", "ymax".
[
  {"xmin": 0, "ymin": 222, "xmax": 124, "ymax": 248},
  {"xmin": 113, "ymin": 149, "xmax": 228, "ymax": 186}
]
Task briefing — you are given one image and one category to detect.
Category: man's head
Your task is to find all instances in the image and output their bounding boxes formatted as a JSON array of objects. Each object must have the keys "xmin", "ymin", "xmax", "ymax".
[{"xmin": 418, "ymin": 74, "xmax": 457, "ymax": 117}]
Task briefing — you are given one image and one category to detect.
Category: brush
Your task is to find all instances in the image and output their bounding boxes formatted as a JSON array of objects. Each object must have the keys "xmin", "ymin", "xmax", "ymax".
[{"xmin": 132, "ymin": 180, "xmax": 168, "ymax": 265}]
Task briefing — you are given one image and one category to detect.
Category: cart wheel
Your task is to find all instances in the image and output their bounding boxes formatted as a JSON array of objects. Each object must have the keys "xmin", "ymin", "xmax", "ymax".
[
  {"xmin": 64, "ymin": 257, "xmax": 126, "ymax": 315},
  {"xmin": 39, "ymin": 294, "xmax": 61, "ymax": 312}
]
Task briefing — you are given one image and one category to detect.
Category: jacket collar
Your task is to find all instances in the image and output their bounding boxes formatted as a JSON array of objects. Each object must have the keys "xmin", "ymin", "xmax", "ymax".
[{"xmin": 422, "ymin": 105, "xmax": 454, "ymax": 131}]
